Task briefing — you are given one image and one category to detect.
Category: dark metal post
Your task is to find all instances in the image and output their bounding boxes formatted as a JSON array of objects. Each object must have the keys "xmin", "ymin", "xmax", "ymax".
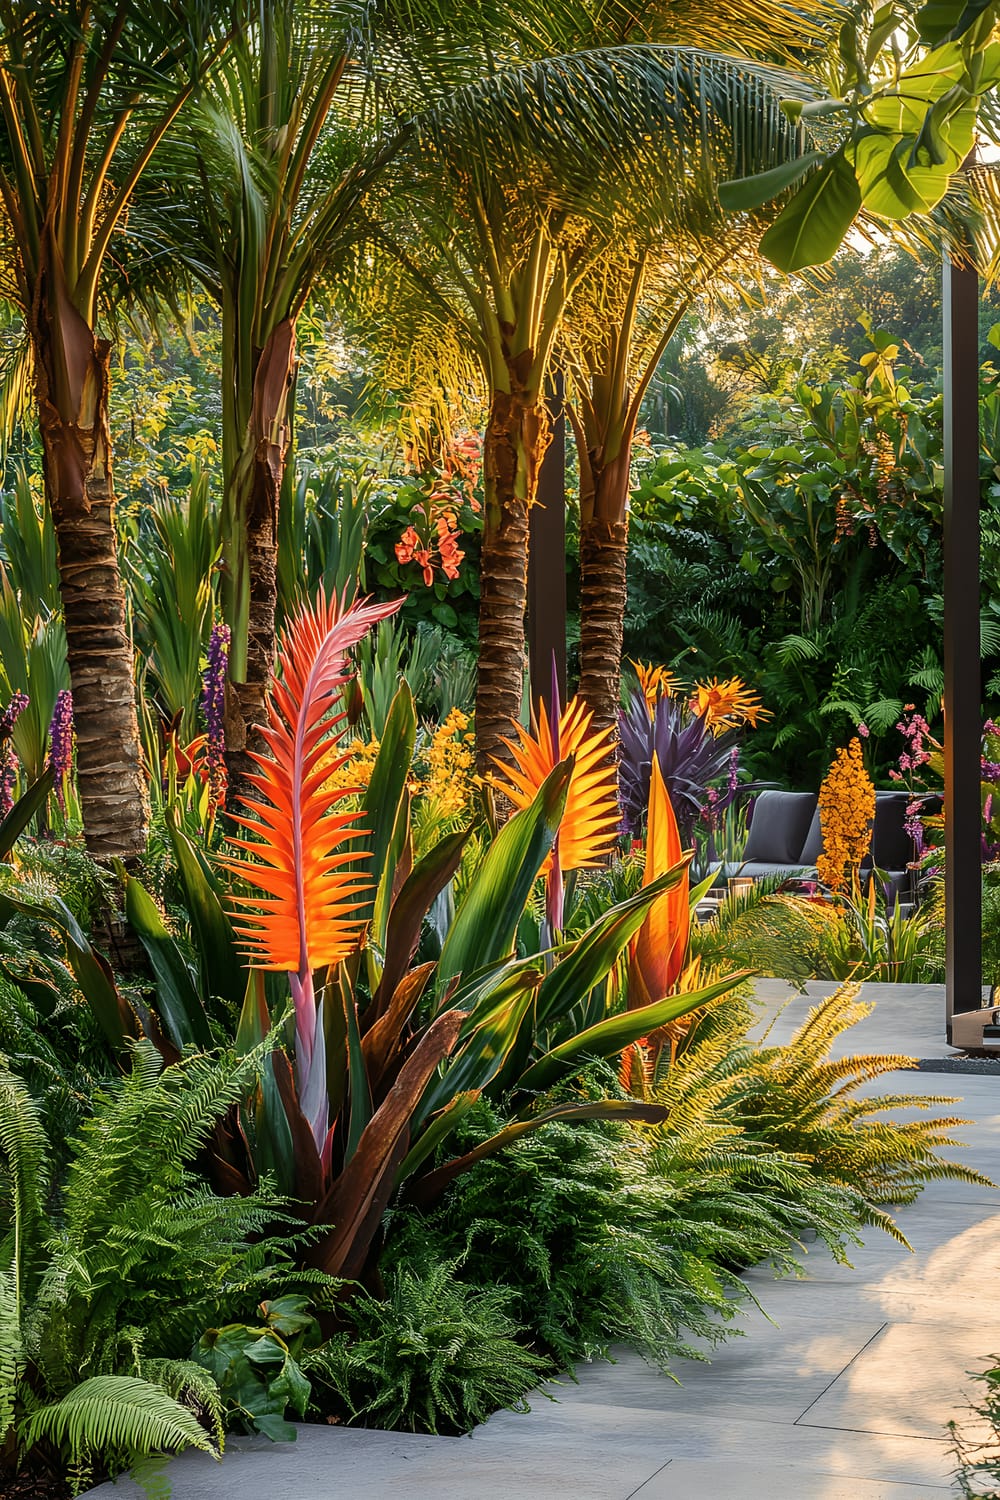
[
  {"xmin": 943, "ymin": 249, "xmax": 983, "ymax": 1039},
  {"xmin": 527, "ymin": 373, "xmax": 567, "ymax": 717}
]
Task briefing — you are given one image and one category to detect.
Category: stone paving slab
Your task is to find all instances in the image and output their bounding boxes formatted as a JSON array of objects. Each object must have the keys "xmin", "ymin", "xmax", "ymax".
[
  {"xmin": 627, "ymin": 1457, "xmax": 952, "ymax": 1499},
  {"xmin": 86, "ymin": 983, "xmax": 999, "ymax": 1498}
]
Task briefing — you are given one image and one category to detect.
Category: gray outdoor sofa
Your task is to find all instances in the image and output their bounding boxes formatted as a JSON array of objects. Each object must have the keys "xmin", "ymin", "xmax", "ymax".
[{"xmin": 722, "ymin": 787, "xmax": 938, "ymax": 899}]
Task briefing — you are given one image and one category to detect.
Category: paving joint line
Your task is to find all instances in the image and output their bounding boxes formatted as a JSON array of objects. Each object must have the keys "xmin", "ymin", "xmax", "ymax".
[
  {"xmin": 623, "ymin": 1458, "xmax": 673, "ymax": 1498},
  {"xmin": 793, "ymin": 1321, "xmax": 889, "ymax": 1426}
]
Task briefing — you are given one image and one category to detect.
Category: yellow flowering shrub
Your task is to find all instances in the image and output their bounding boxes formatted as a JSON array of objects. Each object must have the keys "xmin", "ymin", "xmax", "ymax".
[
  {"xmin": 322, "ymin": 737, "xmax": 381, "ymax": 796},
  {"xmin": 414, "ymin": 708, "xmax": 477, "ymax": 820},
  {"xmin": 816, "ymin": 738, "xmax": 876, "ymax": 894}
]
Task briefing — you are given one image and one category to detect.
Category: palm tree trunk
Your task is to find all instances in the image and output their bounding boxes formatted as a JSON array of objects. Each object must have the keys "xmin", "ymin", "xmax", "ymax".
[
  {"xmin": 577, "ymin": 446, "xmax": 631, "ymax": 743},
  {"xmin": 476, "ymin": 384, "xmax": 550, "ymax": 779},
  {"xmin": 32, "ymin": 305, "xmax": 149, "ymax": 861},
  {"xmin": 222, "ymin": 318, "xmax": 296, "ymax": 801}
]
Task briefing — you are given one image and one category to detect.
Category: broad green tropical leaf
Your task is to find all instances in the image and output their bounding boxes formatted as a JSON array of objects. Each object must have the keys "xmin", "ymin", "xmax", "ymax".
[
  {"xmin": 534, "ymin": 864, "xmax": 689, "ymax": 1029},
  {"xmin": 0, "ymin": 768, "xmax": 53, "ymax": 860},
  {"xmin": 515, "ymin": 969, "xmax": 749, "ymax": 1097},
  {"xmin": 718, "ymin": 150, "xmax": 825, "ymax": 212},
  {"xmin": 759, "ymin": 149, "xmax": 862, "ymax": 272},
  {"xmin": 436, "ymin": 761, "xmax": 571, "ymax": 994},
  {"xmin": 124, "ymin": 876, "xmax": 213, "ymax": 1051},
  {"xmin": 165, "ymin": 809, "xmax": 244, "ymax": 1009}
]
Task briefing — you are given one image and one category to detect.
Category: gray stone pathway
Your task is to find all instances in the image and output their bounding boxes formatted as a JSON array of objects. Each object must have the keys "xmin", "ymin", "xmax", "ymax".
[{"xmin": 91, "ymin": 982, "xmax": 1000, "ymax": 1498}]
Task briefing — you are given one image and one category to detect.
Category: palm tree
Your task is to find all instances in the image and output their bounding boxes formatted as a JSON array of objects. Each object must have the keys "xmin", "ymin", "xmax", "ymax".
[
  {"xmin": 567, "ymin": 219, "xmax": 790, "ymax": 741},
  {"xmin": 0, "ymin": 2, "xmax": 227, "ymax": 858},
  {"xmin": 148, "ymin": 1, "xmax": 399, "ymax": 787},
  {"xmin": 358, "ymin": 3, "xmax": 827, "ymax": 778}
]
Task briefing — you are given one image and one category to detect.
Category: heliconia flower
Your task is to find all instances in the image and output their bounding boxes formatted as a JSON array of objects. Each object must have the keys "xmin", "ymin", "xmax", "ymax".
[
  {"xmin": 690, "ymin": 676, "xmax": 768, "ymax": 733},
  {"xmin": 0, "ymin": 690, "xmax": 27, "ymax": 817},
  {"xmin": 628, "ymin": 758, "xmax": 690, "ymax": 1009},
  {"xmin": 202, "ymin": 622, "xmax": 231, "ymax": 814},
  {"xmin": 220, "ymin": 589, "xmax": 402, "ymax": 1153},
  {"xmin": 47, "ymin": 690, "xmax": 74, "ymax": 812}
]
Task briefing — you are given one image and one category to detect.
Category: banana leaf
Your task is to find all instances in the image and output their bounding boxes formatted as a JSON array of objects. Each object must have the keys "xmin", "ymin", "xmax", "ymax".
[{"xmin": 436, "ymin": 760, "xmax": 570, "ymax": 995}]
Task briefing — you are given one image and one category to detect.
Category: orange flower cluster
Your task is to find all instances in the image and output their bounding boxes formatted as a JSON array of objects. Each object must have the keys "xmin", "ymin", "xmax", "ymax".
[
  {"xmin": 816, "ymin": 737, "xmax": 876, "ymax": 894},
  {"xmin": 690, "ymin": 677, "xmax": 768, "ymax": 733},
  {"xmin": 631, "ymin": 661, "xmax": 768, "ymax": 733},
  {"xmin": 632, "ymin": 660, "xmax": 682, "ymax": 712},
  {"xmin": 395, "ymin": 512, "xmax": 465, "ymax": 584}
]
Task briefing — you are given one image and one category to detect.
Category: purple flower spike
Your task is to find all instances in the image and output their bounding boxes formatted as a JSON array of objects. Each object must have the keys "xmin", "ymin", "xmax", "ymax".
[
  {"xmin": 0, "ymin": 691, "xmax": 28, "ymax": 818},
  {"xmin": 47, "ymin": 690, "xmax": 74, "ymax": 812},
  {"xmin": 202, "ymin": 622, "xmax": 231, "ymax": 813}
]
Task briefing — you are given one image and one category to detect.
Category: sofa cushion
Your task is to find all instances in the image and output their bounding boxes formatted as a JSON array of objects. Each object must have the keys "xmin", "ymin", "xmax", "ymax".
[
  {"xmin": 870, "ymin": 790, "xmax": 915, "ymax": 871},
  {"xmin": 799, "ymin": 807, "xmax": 823, "ymax": 865},
  {"xmin": 742, "ymin": 791, "xmax": 818, "ymax": 865}
]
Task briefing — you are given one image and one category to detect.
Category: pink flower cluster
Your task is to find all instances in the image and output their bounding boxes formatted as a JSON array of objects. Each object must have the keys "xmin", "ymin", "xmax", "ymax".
[{"xmin": 888, "ymin": 705, "xmax": 930, "ymax": 781}]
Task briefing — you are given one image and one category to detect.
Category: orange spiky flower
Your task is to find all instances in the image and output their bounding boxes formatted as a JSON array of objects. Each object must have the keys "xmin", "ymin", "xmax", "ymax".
[
  {"xmin": 492, "ymin": 674, "xmax": 619, "ymax": 935},
  {"xmin": 631, "ymin": 660, "xmax": 682, "ymax": 716},
  {"xmin": 221, "ymin": 588, "xmax": 402, "ymax": 1149},
  {"xmin": 690, "ymin": 676, "xmax": 768, "ymax": 733},
  {"xmin": 628, "ymin": 757, "xmax": 690, "ymax": 1008}
]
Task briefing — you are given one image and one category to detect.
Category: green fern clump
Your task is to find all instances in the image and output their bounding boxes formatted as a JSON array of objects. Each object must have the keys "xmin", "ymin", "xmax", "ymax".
[
  {"xmin": 659, "ymin": 986, "xmax": 991, "ymax": 1233},
  {"xmin": 305, "ymin": 1262, "xmax": 548, "ymax": 1435},
  {"xmin": 0, "ymin": 1039, "xmax": 330, "ymax": 1494},
  {"xmin": 692, "ymin": 885, "xmax": 836, "ymax": 987},
  {"xmin": 385, "ymin": 1104, "xmax": 752, "ymax": 1375}
]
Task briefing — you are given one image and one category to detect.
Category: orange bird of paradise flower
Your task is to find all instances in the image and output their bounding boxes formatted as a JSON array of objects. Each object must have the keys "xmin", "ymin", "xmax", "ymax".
[
  {"xmin": 690, "ymin": 676, "xmax": 769, "ymax": 734},
  {"xmin": 631, "ymin": 660, "xmax": 682, "ymax": 715},
  {"xmin": 493, "ymin": 693, "xmax": 620, "ymax": 876},
  {"xmin": 492, "ymin": 686, "xmax": 620, "ymax": 935}
]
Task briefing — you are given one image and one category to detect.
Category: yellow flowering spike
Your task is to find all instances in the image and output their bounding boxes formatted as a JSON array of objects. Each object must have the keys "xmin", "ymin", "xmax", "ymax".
[
  {"xmin": 816, "ymin": 737, "xmax": 876, "ymax": 894},
  {"xmin": 690, "ymin": 677, "xmax": 769, "ymax": 733},
  {"xmin": 492, "ymin": 694, "xmax": 619, "ymax": 873},
  {"xmin": 631, "ymin": 660, "xmax": 683, "ymax": 715}
]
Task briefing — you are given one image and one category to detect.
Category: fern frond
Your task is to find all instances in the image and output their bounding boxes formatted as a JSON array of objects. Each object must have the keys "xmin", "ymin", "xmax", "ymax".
[
  {"xmin": 141, "ymin": 1358, "xmax": 226, "ymax": 1451},
  {"xmin": 21, "ymin": 1375, "xmax": 218, "ymax": 1467},
  {"xmin": 0, "ymin": 1264, "xmax": 21, "ymax": 1442}
]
